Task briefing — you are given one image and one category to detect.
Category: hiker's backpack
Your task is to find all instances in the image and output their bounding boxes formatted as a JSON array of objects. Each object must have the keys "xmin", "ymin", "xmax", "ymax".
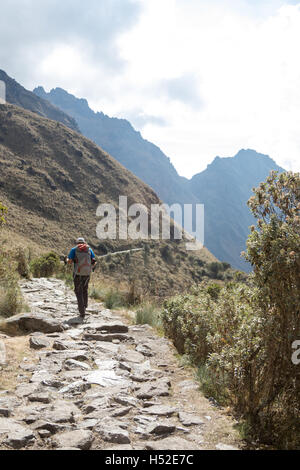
[{"xmin": 74, "ymin": 246, "xmax": 92, "ymax": 276}]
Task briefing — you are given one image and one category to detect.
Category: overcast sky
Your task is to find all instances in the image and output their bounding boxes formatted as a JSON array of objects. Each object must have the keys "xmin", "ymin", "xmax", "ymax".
[{"xmin": 1, "ymin": 0, "xmax": 300, "ymax": 177}]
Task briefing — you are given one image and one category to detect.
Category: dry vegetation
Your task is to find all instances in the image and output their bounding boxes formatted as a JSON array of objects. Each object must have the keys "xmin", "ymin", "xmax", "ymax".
[
  {"xmin": 0, "ymin": 103, "xmax": 230, "ymax": 297},
  {"xmin": 0, "ymin": 335, "xmax": 37, "ymax": 391}
]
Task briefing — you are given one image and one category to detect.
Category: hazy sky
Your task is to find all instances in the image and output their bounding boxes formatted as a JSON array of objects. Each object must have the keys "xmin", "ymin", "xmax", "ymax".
[{"xmin": 1, "ymin": 0, "xmax": 300, "ymax": 177}]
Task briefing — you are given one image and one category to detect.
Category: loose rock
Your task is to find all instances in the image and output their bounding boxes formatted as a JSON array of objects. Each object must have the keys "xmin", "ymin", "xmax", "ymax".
[
  {"xmin": 53, "ymin": 430, "xmax": 94, "ymax": 450},
  {"xmin": 29, "ymin": 336, "xmax": 50, "ymax": 350}
]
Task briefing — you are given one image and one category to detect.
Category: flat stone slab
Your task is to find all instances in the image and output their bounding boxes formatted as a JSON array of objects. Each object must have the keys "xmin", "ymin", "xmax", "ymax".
[
  {"xmin": 41, "ymin": 400, "xmax": 81, "ymax": 423},
  {"xmin": 64, "ymin": 359, "xmax": 91, "ymax": 371},
  {"xmin": 3, "ymin": 313, "xmax": 64, "ymax": 334},
  {"xmin": 136, "ymin": 344, "xmax": 153, "ymax": 357},
  {"xmin": 94, "ymin": 359, "xmax": 119, "ymax": 370},
  {"xmin": 178, "ymin": 412, "xmax": 205, "ymax": 427},
  {"xmin": 15, "ymin": 383, "xmax": 41, "ymax": 398},
  {"xmin": 80, "ymin": 322, "xmax": 128, "ymax": 333},
  {"xmin": 114, "ymin": 396, "xmax": 139, "ymax": 408},
  {"xmin": 145, "ymin": 437, "xmax": 197, "ymax": 450},
  {"xmin": 118, "ymin": 350, "xmax": 145, "ymax": 364},
  {"xmin": 53, "ymin": 430, "xmax": 94, "ymax": 450},
  {"xmin": 29, "ymin": 336, "xmax": 50, "ymax": 350},
  {"xmin": 30, "ymin": 370, "xmax": 60, "ymax": 385},
  {"xmin": 0, "ymin": 395, "xmax": 20, "ymax": 418},
  {"xmin": 143, "ymin": 405, "xmax": 177, "ymax": 417},
  {"xmin": 45, "ymin": 350, "xmax": 89, "ymax": 362},
  {"xmin": 83, "ymin": 333, "xmax": 131, "ymax": 342},
  {"xmin": 4, "ymin": 429, "xmax": 35, "ymax": 449},
  {"xmin": 28, "ymin": 393, "xmax": 52, "ymax": 404},
  {"xmin": 0, "ymin": 417, "xmax": 29, "ymax": 435},
  {"xmin": 111, "ymin": 407, "xmax": 132, "ymax": 417},
  {"xmin": 0, "ymin": 418, "xmax": 35, "ymax": 449},
  {"xmin": 135, "ymin": 380, "xmax": 170, "ymax": 399},
  {"xmin": 59, "ymin": 381, "xmax": 91, "ymax": 395},
  {"xmin": 30, "ymin": 420, "xmax": 67, "ymax": 434},
  {"xmin": 96, "ymin": 425, "xmax": 131, "ymax": 444},
  {"xmin": 78, "ymin": 419, "xmax": 99, "ymax": 430},
  {"xmin": 95, "ymin": 342, "xmax": 120, "ymax": 354},
  {"xmin": 147, "ymin": 421, "xmax": 176, "ymax": 436},
  {"xmin": 53, "ymin": 340, "xmax": 69, "ymax": 350},
  {"xmin": 82, "ymin": 398, "xmax": 109, "ymax": 415},
  {"xmin": 86, "ymin": 370, "xmax": 129, "ymax": 388}
]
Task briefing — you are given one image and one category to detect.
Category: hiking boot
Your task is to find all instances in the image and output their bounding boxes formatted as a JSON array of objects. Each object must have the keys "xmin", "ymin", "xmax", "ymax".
[{"xmin": 79, "ymin": 310, "xmax": 85, "ymax": 319}]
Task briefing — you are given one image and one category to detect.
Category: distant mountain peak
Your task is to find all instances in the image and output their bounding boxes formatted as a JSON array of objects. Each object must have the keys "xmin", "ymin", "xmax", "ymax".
[
  {"xmin": 34, "ymin": 86, "xmax": 93, "ymax": 118},
  {"xmin": 32, "ymin": 83, "xmax": 286, "ymax": 272},
  {"xmin": 205, "ymin": 148, "xmax": 284, "ymax": 174}
]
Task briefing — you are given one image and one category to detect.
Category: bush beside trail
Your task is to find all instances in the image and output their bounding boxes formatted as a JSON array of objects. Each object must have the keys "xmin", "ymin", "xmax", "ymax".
[{"xmin": 162, "ymin": 172, "xmax": 300, "ymax": 449}]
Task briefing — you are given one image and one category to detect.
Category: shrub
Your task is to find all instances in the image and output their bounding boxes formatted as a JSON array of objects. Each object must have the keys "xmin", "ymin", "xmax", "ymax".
[
  {"xmin": 0, "ymin": 279, "xmax": 23, "ymax": 318},
  {"xmin": 0, "ymin": 250, "xmax": 24, "ymax": 318},
  {"xmin": 206, "ymin": 283, "xmax": 222, "ymax": 300},
  {"xmin": 17, "ymin": 248, "xmax": 30, "ymax": 279},
  {"xmin": 221, "ymin": 262, "xmax": 231, "ymax": 271},
  {"xmin": 89, "ymin": 286, "xmax": 104, "ymax": 300},
  {"xmin": 135, "ymin": 303, "xmax": 161, "ymax": 327},
  {"xmin": 162, "ymin": 171, "xmax": 300, "ymax": 449},
  {"xmin": 104, "ymin": 288, "xmax": 125, "ymax": 309},
  {"xmin": 30, "ymin": 252, "xmax": 60, "ymax": 278},
  {"xmin": 242, "ymin": 170, "xmax": 300, "ymax": 446},
  {"xmin": 207, "ymin": 262, "xmax": 220, "ymax": 277},
  {"xmin": 0, "ymin": 202, "xmax": 7, "ymax": 227},
  {"xmin": 160, "ymin": 245, "xmax": 174, "ymax": 264},
  {"xmin": 161, "ymin": 284, "xmax": 214, "ymax": 360}
]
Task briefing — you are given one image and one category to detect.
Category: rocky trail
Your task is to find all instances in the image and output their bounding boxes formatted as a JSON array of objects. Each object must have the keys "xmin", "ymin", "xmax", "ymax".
[{"xmin": 0, "ymin": 278, "xmax": 242, "ymax": 451}]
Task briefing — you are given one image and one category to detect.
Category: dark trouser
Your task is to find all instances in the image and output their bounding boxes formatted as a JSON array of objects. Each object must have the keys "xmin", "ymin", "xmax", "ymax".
[{"xmin": 74, "ymin": 275, "xmax": 90, "ymax": 316}]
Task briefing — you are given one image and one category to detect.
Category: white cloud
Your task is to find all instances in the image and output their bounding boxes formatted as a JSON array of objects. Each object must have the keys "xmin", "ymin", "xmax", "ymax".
[
  {"xmin": 1, "ymin": 0, "xmax": 300, "ymax": 177},
  {"xmin": 113, "ymin": 0, "xmax": 300, "ymax": 177}
]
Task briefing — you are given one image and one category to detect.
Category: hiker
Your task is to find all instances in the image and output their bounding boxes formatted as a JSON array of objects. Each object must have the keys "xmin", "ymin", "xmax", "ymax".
[{"xmin": 67, "ymin": 237, "xmax": 97, "ymax": 319}]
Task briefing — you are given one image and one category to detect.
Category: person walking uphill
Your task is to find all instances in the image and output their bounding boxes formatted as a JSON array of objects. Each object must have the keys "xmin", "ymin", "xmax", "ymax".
[{"xmin": 67, "ymin": 237, "xmax": 97, "ymax": 319}]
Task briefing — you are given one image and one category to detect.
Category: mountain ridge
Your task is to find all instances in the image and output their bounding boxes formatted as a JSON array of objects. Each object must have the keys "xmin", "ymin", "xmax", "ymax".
[
  {"xmin": 0, "ymin": 70, "xmax": 79, "ymax": 133},
  {"xmin": 34, "ymin": 85, "xmax": 285, "ymax": 271},
  {"xmin": 33, "ymin": 86, "xmax": 196, "ymax": 207},
  {"xmin": 0, "ymin": 102, "xmax": 218, "ymax": 297}
]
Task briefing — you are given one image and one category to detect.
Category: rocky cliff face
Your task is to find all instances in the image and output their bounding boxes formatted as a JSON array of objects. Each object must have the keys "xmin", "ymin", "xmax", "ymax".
[
  {"xmin": 33, "ymin": 85, "xmax": 286, "ymax": 271},
  {"xmin": 33, "ymin": 86, "xmax": 197, "ymax": 207},
  {"xmin": 0, "ymin": 70, "xmax": 79, "ymax": 132}
]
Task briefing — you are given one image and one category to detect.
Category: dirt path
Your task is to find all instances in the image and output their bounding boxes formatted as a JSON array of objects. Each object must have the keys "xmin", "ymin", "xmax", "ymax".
[{"xmin": 0, "ymin": 278, "xmax": 242, "ymax": 450}]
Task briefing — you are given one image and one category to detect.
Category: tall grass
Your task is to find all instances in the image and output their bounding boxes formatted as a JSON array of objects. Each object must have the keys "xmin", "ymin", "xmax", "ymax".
[
  {"xmin": 135, "ymin": 302, "xmax": 161, "ymax": 328},
  {"xmin": 0, "ymin": 250, "xmax": 26, "ymax": 319}
]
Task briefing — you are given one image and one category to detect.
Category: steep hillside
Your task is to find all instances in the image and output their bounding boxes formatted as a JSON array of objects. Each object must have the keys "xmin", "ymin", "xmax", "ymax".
[
  {"xmin": 0, "ymin": 70, "xmax": 79, "ymax": 132},
  {"xmin": 0, "ymin": 103, "xmax": 218, "ymax": 297},
  {"xmin": 33, "ymin": 86, "xmax": 285, "ymax": 272},
  {"xmin": 189, "ymin": 149, "xmax": 285, "ymax": 270},
  {"xmin": 33, "ymin": 86, "xmax": 196, "ymax": 206}
]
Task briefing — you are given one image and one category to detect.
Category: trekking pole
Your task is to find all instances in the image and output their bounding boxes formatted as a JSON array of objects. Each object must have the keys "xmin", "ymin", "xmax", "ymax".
[{"xmin": 64, "ymin": 279, "xmax": 68, "ymax": 314}]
